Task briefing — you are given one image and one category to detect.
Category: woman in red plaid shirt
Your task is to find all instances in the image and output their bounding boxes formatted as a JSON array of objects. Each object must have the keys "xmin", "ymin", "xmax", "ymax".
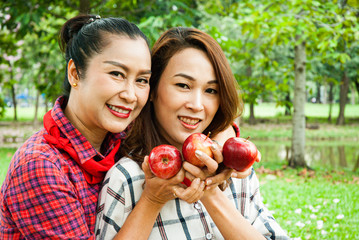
[{"xmin": 0, "ymin": 14, "xmax": 154, "ymax": 239}]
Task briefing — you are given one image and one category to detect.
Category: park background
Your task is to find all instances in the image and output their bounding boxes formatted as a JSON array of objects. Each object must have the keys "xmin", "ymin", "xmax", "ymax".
[{"xmin": 0, "ymin": 0, "xmax": 358, "ymax": 239}]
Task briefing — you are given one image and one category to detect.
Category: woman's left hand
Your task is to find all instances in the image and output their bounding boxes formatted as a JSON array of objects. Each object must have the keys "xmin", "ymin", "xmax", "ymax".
[{"xmin": 182, "ymin": 142, "xmax": 232, "ymax": 191}]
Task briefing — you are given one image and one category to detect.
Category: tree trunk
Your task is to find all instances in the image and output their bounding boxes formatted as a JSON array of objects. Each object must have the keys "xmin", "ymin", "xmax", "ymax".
[
  {"xmin": 10, "ymin": 69, "xmax": 17, "ymax": 121},
  {"xmin": 354, "ymin": 78, "xmax": 359, "ymax": 98},
  {"xmin": 316, "ymin": 81, "xmax": 321, "ymax": 103},
  {"xmin": 338, "ymin": 146, "xmax": 347, "ymax": 168},
  {"xmin": 284, "ymin": 91, "xmax": 291, "ymax": 116},
  {"xmin": 289, "ymin": 39, "xmax": 308, "ymax": 168},
  {"xmin": 249, "ymin": 102, "xmax": 256, "ymax": 125},
  {"xmin": 328, "ymin": 82, "xmax": 334, "ymax": 123},
  {"xmin": 353, "ymin": 154, "xmax": 359, "ymax": 172},
  {"xmin": 336, "ymin": 71, "xmax": 349, "ymax": 125},
  {"xmin": 33, "ymin": 90, "xmax": 40, "ymax": 125},
  {"xmin": 11, "ymin": 84, "xmax": 17, "ymax": 121},
  {"xmin": 79, "ymin": 0, "xmax": 90, "ymax": 14}
]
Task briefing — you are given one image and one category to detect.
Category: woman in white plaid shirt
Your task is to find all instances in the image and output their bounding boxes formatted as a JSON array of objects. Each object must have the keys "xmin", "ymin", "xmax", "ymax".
[{"xmin": 95, "ymin": 27, "xmax": 289, "ymax": 240}]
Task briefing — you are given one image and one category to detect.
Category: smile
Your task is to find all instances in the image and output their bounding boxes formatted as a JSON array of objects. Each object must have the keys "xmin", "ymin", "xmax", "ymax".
[
  {"xmin": 107, "ymin": 104, "xmax": 132, "ymax": 118},
  {"xmin": 179, "ymin": 116, "xmax": 201, "ymax": 126}
]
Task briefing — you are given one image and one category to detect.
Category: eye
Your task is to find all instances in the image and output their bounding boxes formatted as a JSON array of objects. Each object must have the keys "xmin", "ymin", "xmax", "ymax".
[
  {"xmin": 176, "ymin": 83, "xmax": 190, "ymax": 89},
  {"xmin": 110, "ymin": 71, "xmax": 125, "ymax": 79},
  {"xmin": 137, "ymin": 78, "xmax": 149, "ymax": 85},
  {"xmin": 206, "ymin": 88, "xmax": 218, "ymax": 94}
]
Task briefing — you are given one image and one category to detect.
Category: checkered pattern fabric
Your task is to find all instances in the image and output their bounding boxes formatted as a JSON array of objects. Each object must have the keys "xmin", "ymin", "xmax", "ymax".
[
  {"xmin": 0, "ymin": 96, "xmax": 125, "ymax": 239},
  {"xmin": 95, "ymin": 158, "xmax": 289, "ymax": 240}
]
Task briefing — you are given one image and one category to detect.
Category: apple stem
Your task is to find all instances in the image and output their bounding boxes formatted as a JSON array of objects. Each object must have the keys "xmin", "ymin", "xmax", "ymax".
[
  {"xmin": 246, "ymin": 136, "xmax": 250, "ymax": 141},
  {"xmin": 205, "ymin": 132, "xmax": 211, "ymax": 140}
]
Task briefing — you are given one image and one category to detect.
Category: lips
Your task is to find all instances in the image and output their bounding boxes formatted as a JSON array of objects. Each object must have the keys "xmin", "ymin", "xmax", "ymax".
[
  {"xmin": 179, "ymin": 116, "xmax": 201, "ymax": 129},
  {"xmin": 107, "ymin": 104, "xmax": 132, "ymax": 118}
]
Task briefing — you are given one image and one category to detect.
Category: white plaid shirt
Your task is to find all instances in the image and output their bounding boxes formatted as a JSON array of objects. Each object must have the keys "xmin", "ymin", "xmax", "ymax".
[{"xmin": 95, "ymin": 157, "xmax": 289, "ymax": 240}]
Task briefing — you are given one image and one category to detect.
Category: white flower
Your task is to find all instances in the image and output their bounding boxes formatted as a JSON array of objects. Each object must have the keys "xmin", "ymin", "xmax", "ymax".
[
  {"xmin": 333, "ymin": 224, "xmax": 339, "ymax": 228},
  {"xmin": 295, "ymin": 221, "xmax": 305, "ymax": 228},
  {"xmin": 317, "ymin": 220, "xmax": 324, "ymax": 229},
  {"xmin": 295, "ymin": 208, "xmax": 302, "ymax": 214},
  {"xmin": 333, "ymin": 198, "xmax": 340, "ymax": 203},
  {"xmin": 321, "ymin": 230, "xmax": 328, "ymax": 235},
  {"xmin": 336, "ymin": 214, "xmax": 344, "ymax": 219},
  {"xmin": 310, "ymin": 214, "xmax": 317, "ymax": 219}
]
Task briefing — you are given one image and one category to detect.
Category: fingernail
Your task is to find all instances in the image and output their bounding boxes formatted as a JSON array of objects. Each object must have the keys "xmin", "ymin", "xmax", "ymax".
[
  {"xmin": 205, "ymin": 179, "xmax": 212, "ymax": 185},
  {"xmin": 195, "ymin": 150, "xmax": 203, "ymax": 157},
  {"xmin": 211, "ymin": 144, "xmax": 217, "ymax": 150},
  {"xmin": 231, "ymin": 172, "xmax": 237, "ymax": 178}
]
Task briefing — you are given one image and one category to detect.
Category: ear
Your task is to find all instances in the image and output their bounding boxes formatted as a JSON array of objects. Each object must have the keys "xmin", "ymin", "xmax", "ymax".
[{"xmin": 67, "ymin": 59, "xmax": 79, "ymax": 87}]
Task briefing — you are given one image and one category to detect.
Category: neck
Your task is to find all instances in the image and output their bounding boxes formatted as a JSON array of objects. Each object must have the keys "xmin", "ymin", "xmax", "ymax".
[{"xmin": 64, "ymin": 99, "xmax": 107, "ymax": 152}]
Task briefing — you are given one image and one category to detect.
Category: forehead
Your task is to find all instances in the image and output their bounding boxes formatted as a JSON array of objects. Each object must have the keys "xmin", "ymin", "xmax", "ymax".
[
  {"xmin": 165, "ymin": 47, "xmax": 215, "ymax": 78},
  {"xmin": 92, "ymin": 35, "xmax": 151, "ymax": 67}
]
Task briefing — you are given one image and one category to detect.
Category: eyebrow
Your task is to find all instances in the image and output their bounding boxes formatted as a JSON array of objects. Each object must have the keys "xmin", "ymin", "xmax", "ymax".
[
  {"xmin": 174, "ymin": 73, "xmax": 218, "ymax": 84},
  {"xmin": 104, "ymin": 60, "xmax": 152, "ymax": 74}
]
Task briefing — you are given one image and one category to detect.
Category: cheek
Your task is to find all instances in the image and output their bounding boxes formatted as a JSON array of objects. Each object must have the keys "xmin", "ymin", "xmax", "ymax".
[
  {"xmin": 137, "ymin": 88, "xmax": 150, "ymax": 108},
  {"xmin": 207, "ymin": 99, "xmax": 220, "ymax": 119}
]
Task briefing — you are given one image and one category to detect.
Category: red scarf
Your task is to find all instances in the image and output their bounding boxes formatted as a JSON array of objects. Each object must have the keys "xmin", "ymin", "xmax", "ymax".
[{"xmin": 43, "ymin": 110, "xmax": 121, "ymax": 185}]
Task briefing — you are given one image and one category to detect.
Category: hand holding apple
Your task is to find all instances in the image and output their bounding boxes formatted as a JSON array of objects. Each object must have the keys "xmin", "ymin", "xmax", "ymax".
[
  {"xmin": 148, "ymin": 144, "xmax": 182, "ymax": 179},
  {"xmin": 182, "ymin": 132, "xmax": 214, "ymax": 168},
  {"xmin": 222, "ymin": 137, "xmax": 259, "ymax": 172}
]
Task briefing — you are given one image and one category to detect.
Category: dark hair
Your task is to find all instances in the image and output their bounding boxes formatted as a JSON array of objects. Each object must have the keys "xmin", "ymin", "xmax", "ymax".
[
  {"xmin": 120, "ymin": 27, "xmax": 243, "ymax": 164},
  {"xmin": 59, "ymin": 14, "xmax": 149, "ymax": 97}
]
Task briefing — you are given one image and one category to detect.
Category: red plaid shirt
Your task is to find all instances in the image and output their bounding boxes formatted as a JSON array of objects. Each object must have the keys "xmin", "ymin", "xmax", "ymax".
[{"xmin": 0, "ymin": 96, "xmax": 125, "ymax": 239}]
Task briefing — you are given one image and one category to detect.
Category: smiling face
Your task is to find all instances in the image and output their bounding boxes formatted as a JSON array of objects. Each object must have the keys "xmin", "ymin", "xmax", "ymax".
[
  {"xmin": 152, "ymin": 47, "xmax": 220, "ymax": 150},
  {"xmin": 66, "ymin": 35, "xmax": 151, "ymax": 145}
]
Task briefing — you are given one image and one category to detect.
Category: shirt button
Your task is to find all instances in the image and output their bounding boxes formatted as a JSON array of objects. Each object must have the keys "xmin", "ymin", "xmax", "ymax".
[
  {"xmin": 206, "ymin": 233, "xmax": 213, "ymax": 239},
  {"xmin": 194, "ymin": 202, "xmax": 201, "ymax": 210}
]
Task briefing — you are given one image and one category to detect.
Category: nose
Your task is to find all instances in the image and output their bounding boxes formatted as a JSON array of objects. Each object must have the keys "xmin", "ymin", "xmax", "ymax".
[
  {"xmin": 185, "ymin": 90, "xmax": 204, "ymax": 112},
  {"xmin": 119, "ymin": 80, "xmax": 137, "ymax": 103}
]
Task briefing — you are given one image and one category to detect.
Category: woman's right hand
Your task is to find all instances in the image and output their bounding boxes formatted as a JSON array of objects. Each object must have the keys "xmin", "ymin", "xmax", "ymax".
[{"xmin": 141, "ymin": 156, "xmax": 205, "ymax": 205}]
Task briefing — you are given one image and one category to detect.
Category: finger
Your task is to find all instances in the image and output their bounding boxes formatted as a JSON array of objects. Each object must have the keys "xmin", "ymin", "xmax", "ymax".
[
  {"xmin": 231, "ymin": 168, "xmax": 252, "ymax": 179},
  {"xmin": 176, "ymin": 178, "xmax": 204, "ymax": 203},
  {"xmin": 171, "ymin": 167, "xmax": 186, "ymax": 184},
  {"xmin": 184, "ymin": 171, "xmax": 195, "ymax": 182},
  {"xmin": 184, "ymin": 178, "xmax": 205, "ymax": 203},
  {"xmin": 194, "ymin": 150, "xmax": 218, "ymax": 174},
  {"xmin": 183, "ymin": 161, "xmax": 206, "ymax": 180},
  {"xmin": 211, "ymin": 143, "xmax": 223, "ymax": 164},
  {"xmin": 142, "ymin": 156, "xmax": 154, "ymax": 178},
  {"xmin": 205, "ymin": 168, "xmax": 233, "ymax": 186}
]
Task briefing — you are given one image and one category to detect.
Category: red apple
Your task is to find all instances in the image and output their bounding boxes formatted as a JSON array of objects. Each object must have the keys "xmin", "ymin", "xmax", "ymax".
[
  {"xmin": 148, "ymin": 145, "xmax": 182, "ymax": 179},
  {"xmin": 182, "ymin": 133, "xmax": 214, "ymax": 168},
  {"xmin": 222, "ymin": 137, "xmax": 258, "ymax": 172}
]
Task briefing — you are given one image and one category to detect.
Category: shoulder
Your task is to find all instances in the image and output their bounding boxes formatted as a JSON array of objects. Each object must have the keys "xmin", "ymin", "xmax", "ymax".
[
  {"xmin": 6, "ymin": 129, "xmax": 64, "ymax": 176},
  {"xmin": 102, "ymin": 157, "xmax": 144, "ymax": 188},
  {"xmin": 1, "ymin": 129, "xmax": 78, "ymax": 194}
]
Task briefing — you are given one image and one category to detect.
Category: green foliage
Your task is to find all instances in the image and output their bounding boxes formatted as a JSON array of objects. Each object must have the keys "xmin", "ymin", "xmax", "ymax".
[{"xmin": 0, "ymin": 0, "xmax": 359, "ymax": 123}]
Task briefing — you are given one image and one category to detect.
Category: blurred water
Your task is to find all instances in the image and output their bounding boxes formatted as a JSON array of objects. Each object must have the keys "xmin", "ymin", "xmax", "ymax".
[{"xmin": 255, "ymin": 140, "xmax": 359, "ymax": 171}]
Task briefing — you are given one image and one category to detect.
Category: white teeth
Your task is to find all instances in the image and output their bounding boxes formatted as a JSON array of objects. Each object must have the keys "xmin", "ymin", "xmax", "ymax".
[
  {"xmin": 179, "ymin": 116, "xmax": 200, "ymax": 125},
  {"xmin": 108, "ymin": 104, "xmax": 130, "ymax": 114}
]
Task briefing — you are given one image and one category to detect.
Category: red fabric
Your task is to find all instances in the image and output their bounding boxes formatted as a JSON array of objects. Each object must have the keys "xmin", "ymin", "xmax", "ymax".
[{"xmin": 43, "ymin": 110, "xmax": 121, "ymax": 184}]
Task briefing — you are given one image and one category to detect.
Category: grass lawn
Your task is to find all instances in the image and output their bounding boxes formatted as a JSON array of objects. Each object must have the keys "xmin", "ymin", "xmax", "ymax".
[
  {"xmin": 0, "ymin": 148, "xmax": 16, "ymax": 183},
  {"xmin": 257, "ymin": 163, "xmax": 359, "ymax": 239},
  {"xmin": 241, "ymin": 102, "xmax": 359, "ymax": 119}
]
